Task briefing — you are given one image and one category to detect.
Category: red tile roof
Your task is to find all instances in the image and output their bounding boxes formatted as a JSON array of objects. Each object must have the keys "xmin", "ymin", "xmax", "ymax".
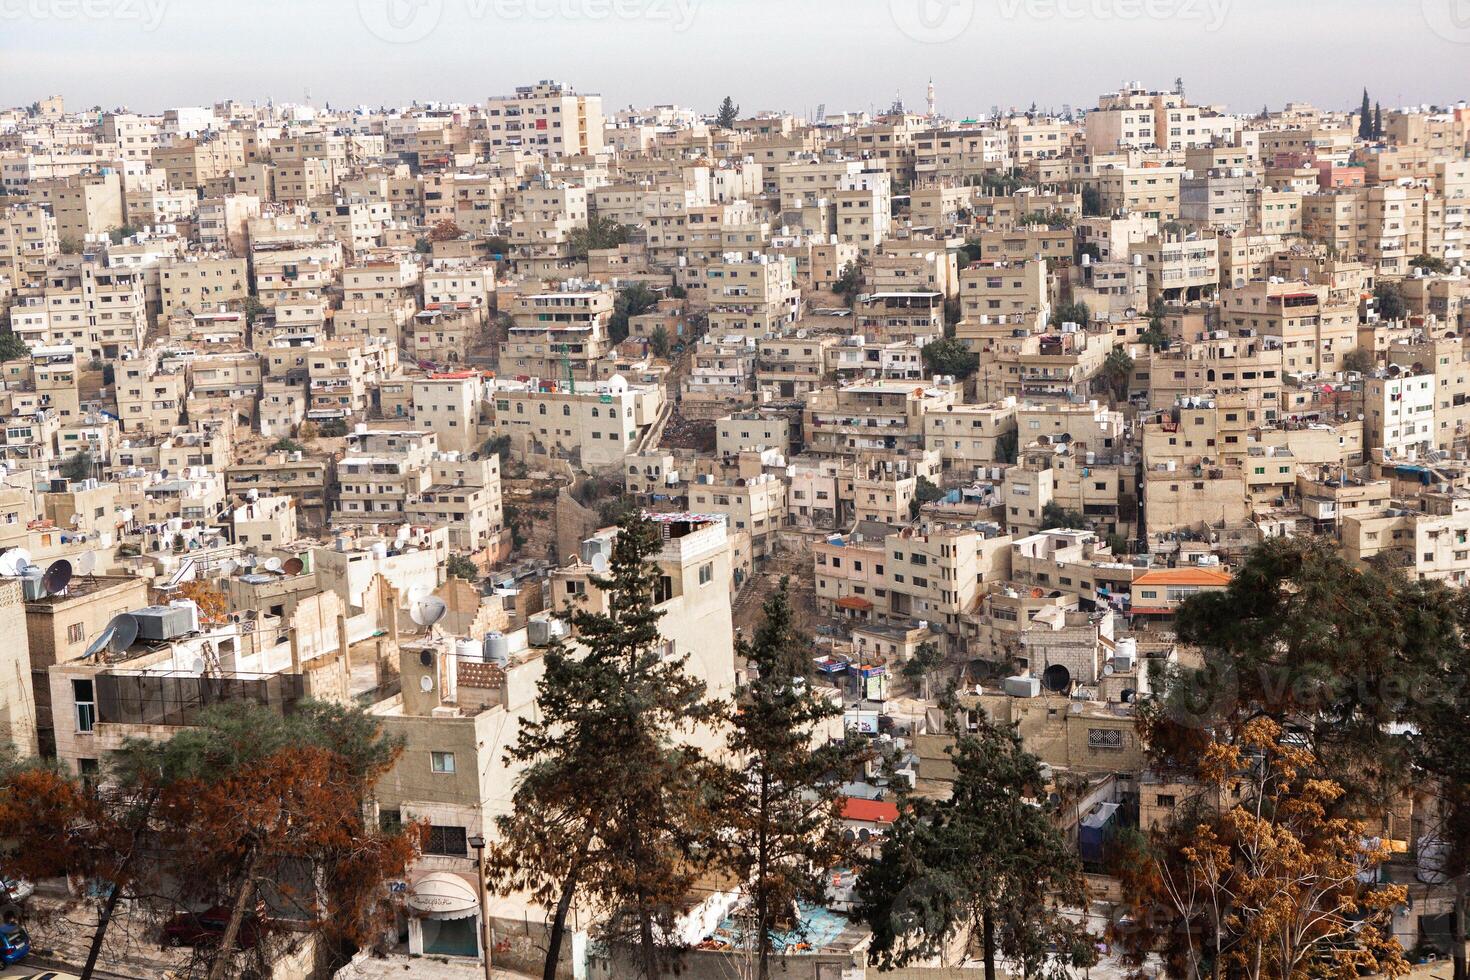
[{"xmin": 841, "ymin": 798, "xmax": 898, "ymax": 824}]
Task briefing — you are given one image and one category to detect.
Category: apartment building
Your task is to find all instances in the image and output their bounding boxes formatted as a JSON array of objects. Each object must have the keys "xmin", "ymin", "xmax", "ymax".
[
  {"xmin": 500, "ymin": 284, "xmax": 615, "ymax": 381},
  {"xmin": 1220, "ymin": 281, "xmax": 1357, "ymax": 375},
  {"xmin": 226, "ymin": 450, "xmax": 334, "ymax": 527},
  {"xmin": 703, "ymin": 253, "xmax": 801, "ymax": 338},
  {"xmin": 158, "ymin": 255, "xmax": 249, "ymax": 316},
  {"xmin": 489, "ymin": 376, "xmax": 665, "ymax": 469},
  {"xmin": 29, "ymin": 171, "xmax": 124, "ymax": 244},
  {"xmin": 1364, "ymin": 370, "xmax": 1436, "ymax": 459},
  {"xmin": 405, "ymin": 454, "xmax": 505, "ymax": 555},
  {"xmin": 483, "ymin": 80, "xmax": 606, "ymax": 155},
  {"xmin": 0, "ymin": 203, "xmax": 59, "ymax": 288},
  {"xmin": 335, "ymin": 428, "xmax": 440, "ymax": 525},
  {"xmin": 804, "ymin": 381, "xmax": 957, "ymax": 459},
  {"xmin": 923, "ymin": 399, "xmax": 1019, "ymax": 475}
]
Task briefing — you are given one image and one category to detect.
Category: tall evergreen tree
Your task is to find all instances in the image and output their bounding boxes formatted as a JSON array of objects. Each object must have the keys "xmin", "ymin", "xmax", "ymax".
[
  {"xmin": 716, "ymin": 96, "xmax": 740, "ymax": 129},
  {"xmin": 1359, "ymin": 88, "xmax": 1373, "ymax": 140},
  {"xmin": 489, "ymin": 513, "xmax": 721, "ymax": 979},
  {"xmin": 720, "ymin": 581, "xmax": 865, "ymax": 979},
  {"xmin": 1374, "ymin": 101, "xmax": 1384, "ymax": 139},
  {"xmin": 856, "ymin": 704, "xmax": 1095, "ymax": 980}
]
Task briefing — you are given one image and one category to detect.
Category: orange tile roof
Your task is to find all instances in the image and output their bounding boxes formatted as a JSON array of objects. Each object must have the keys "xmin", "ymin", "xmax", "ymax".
[
  {"xmin": 1132, "ymin": 567, "xmax": 1232, "ymax": 587},
  {"xmin": 841, "ymin": 798, "xmax": 898, "ymax": 824}
]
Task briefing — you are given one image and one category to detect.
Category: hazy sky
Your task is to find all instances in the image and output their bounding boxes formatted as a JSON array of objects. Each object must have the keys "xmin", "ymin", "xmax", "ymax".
[{"xmin": 2, "ymin": 0, "xmax": 1467, "ymax": 118}]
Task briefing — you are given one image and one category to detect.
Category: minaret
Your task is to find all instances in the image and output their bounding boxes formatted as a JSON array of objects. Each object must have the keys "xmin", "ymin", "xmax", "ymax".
[{"xmin": 927, "ymin": 78, "xmax": 937, "ymax": 120}]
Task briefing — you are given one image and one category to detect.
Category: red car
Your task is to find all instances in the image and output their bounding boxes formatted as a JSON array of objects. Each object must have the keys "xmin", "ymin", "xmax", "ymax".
[{"xmin": 161, "ymin": 906, "xmax": 261, "ymax": 949}]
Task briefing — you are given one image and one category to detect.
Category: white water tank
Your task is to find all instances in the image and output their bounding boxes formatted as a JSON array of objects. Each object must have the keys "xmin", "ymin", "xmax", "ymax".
[
  {"xmin": 455, "ymin": 638, "xmax": 481, "ymax": 662},
  {"xmin": 370, "ymin": 542, "xmax": 389, "ymax": 560},
  {"xmin": 1114, "ymin": 637, "xmax": 1137, "ymax": 672}
]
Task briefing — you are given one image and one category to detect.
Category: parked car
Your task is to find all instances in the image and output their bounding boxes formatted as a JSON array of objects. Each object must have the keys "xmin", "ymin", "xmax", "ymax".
[
  {"xmin": 0, "ymin": 878, "xmax": 34, "ymax": 904},
  {"xmin": 0, "ymin": 921, "xmax": 31, "ymax": 965},
  {"xmin": 160, "ymin": 906, "xmax": 260, "ymax": 949}
]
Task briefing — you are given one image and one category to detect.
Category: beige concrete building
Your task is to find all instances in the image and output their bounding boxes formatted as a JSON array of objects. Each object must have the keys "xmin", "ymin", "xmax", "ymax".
[{"xmin": 158, "ymin": 255, "xmax": 249, "ymax": 316}]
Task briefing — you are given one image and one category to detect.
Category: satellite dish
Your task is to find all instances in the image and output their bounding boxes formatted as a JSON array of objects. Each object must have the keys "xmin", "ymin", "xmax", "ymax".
[
  {"xmin": 217, "ymin": 557, "xmax": 236, "ymax": 576},
  {"xmin": 82, "ymin": 625, "xmax": 116, "ymax": 660},
  {"xmin": 263, "ymin": 557, "xmax": 283, "ymax": 573},
  {"xmin": 419, "ymin": 675, "xmax": 435, "ymax": 693},
  {"xmin": 76, "ymin": 551, "xmax": 97, "ymax": 575},
  {"xmin": 42, "ymin": 560, "xmax": 73, "ymax": 595},
  {"xmin": 1041, "ymin": 664, "xmax": 1072, "ymax": 694},
  {"xmin": 107, "ymin": 614, "xmax": 139, "ymax": 653},
  {"xmin": 0, "ymin": 548, "xmax": 32, "ymax": 577},
  {"xmin": 191, "ymin": 657, "xmax": 207, "ymax": 673},
  {"xmin": 244, "ymin": 609, "xmax": 258, "ymax": 621},
  {"xmin": 407, "ymin": 585, "xmax": 431, "ymax": 605},
  {"xmin": 590, "ymin": 552, "xmax": 609, "ymax": 574},
  {"xmin": 410, "ymin": 597, "xmax": 447, "ymax": 628},
  {"xmin": 283, "ymin": 557, "xmax": 304, "ymax": 576}
]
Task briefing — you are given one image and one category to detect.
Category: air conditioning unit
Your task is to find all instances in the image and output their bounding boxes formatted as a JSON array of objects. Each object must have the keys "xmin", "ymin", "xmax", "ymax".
[
  {"xmin": 131, "ymin": 605, "xmax": 195, "ymax": 642},
  {"xmin": 527, "ymin": 617, "xmax": 570, "ymax": 646},
  {"xmin": 1004, "ymin": 675, "xmax": 1040, "ymax": 698}
]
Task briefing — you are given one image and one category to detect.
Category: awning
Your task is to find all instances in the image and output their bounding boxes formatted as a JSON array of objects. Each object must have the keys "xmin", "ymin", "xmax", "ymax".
[
  {"xmin": 407, "ymin": 872, "xmax": 480, "ymax": 920},
  {"xmin": 836, "ymin": 596, "xmax": 873, "ymax": 611}
]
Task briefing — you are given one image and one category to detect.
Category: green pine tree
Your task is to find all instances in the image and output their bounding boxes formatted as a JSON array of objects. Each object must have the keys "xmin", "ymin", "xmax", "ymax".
[
  {"xmin": 719, "ymin": 581, "xmax": 866, "ymax": 979},
  {"xmin": 856, "ymin": 701, "xmax": 1096, "ymax": 980},
  {"xmin": 489, "ymin": 514, "xmax": 722, "ymax": 979}
]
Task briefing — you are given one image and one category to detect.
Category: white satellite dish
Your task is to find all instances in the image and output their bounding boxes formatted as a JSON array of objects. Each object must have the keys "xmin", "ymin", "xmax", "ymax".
[
  {"xmin": 590, "ymin": 552, "xmax": 609, "ymax": 574},
  {"xmin": 0, "ymin": 550, "xmax": 26, "ymax": 577},
  {"xmin": 217, "ymin": 557, "xmax": 236, "ymax": 576},
  {"xmin": 419, "ymin": 675, "xmax": 434, "ymax": 693},
  {"xmin": 410, "ymin": 597, "xmax": 447, "ymax": 628},
  {"xmin": 191, "ymin": 657, "xmax": 207, "ymax": 673},
  {"xmin": 263, "ymin": 557, "xmax": 283, "ymax": 573},
  {"xmin": 76, "ymin": 551, "xmax": 98, "ymax": 575}
]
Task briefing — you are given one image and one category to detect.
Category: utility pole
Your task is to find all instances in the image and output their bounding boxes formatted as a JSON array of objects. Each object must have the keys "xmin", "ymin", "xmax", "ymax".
[{"xmin": 468, "ymin": 834, "xmax": 494, "ymax": 980}]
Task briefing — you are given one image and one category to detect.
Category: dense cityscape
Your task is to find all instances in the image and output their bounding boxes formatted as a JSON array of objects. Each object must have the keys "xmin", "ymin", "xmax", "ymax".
[{"xmin": 0, "ymin": 54, "xmax": 1467, "ymax": 980}]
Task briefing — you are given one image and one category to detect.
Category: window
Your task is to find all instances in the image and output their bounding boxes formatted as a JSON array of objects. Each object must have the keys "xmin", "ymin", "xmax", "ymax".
[
  {"xmin": 431, "ymin": 751, "xmax": 456, "ymax": 774},
  {"xmin": 1087, "ymin": 728, "xmax": 1123, "ymax": 751},
  {"xmin": 426, "ymin": 825, "xmax": 469, "ymax": 856},
  {"xmin": 67, "ymin": 622, "xmax": 86, "ymax": 643},
  {"xmin": 698, "ymin": 562, "xmax": 713, "ymax": 585},
  {"xmin": 74, "ymin": 679, "xmax": 96, "ymax": 733}
]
